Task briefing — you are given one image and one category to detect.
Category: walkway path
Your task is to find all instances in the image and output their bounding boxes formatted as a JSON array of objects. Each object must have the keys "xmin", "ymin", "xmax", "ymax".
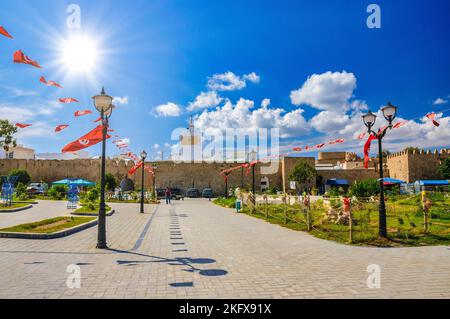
[{"xmin": 0, "ymin": 199, "xmax": 448, "ymax": 298}]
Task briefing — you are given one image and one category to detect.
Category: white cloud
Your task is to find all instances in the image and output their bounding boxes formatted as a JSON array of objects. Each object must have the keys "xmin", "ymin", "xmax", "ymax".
[
  {"xmin": 290, "ymin": 71, "xmax": 357, "ymax": 111},
  {"xmin": 153, "ymin": 102, "xmax": 182, "ymax": 117},
  {"xmin": 193, "ymin": 98, "xmax": 310, "ymax": 138},
  {"xmin": 164, "ymin": 143, "xmax": 171, "ymax": 148},
  {"xmin": 310, "ymin": 111, "xmax": 350, "ymax": 133},
  {"xmin": 207, "ymin": 71, "xmax": 260, "ymax": 91},
  {"xmin": 187, "ymin": 91, "xmax": 223, "ymax": 111},
  {"xmin": 0, "ymin": 85, "xmax": 39, "ymax": 98},
  {"xmin": 113, "ymin": 96, "xmax": 129, "ymax": 105},
  {"xmin": 433, "ymin": 97, "xmax": 448, "ymax": 105},
  {"xmin": 153, "ymin": 143, "xmax": 160, "ymax": 149},
  {"xmin": 261, "ymin": 98, "xmax": 271, "ymax": 108},
  {"xmin": 243, "ymin": 72, "xmax": 260, "ymax": 83}
]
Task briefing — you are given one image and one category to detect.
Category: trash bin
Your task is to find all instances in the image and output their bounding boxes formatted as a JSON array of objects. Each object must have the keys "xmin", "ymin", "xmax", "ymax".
[{"xmin": 235, "ymin": 199, "xmax": 241, "ymax": 212}]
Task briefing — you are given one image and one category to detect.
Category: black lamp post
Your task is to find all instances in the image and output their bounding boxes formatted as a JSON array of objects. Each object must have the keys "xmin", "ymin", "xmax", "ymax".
[
  {"xmin": 92, "ymin": 87, "xmax": 113, "ymax": 249},
  {"xmin": 362, "ymin": 102, "xmax": 398, "ymax": 238},
  {"xmin": 140, "ymin": 150, "xmax": 147, "ymax": 214}
]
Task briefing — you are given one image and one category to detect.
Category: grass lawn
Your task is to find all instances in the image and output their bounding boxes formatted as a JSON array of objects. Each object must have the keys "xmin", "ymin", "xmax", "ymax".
[
  {"xmin": 74, "ymin": 204, "xmax": 111, "ymax": 214},
  {"xmin": 0, "ymin": 216, "xmax": 95, "ymax": 234},
  {"xmin": 226, "ymin": 195, "xmax": 450, "ymax": 247},
  {"xmin": 0, "ymin": 203, "xmax": 30, "ymax": 211},
  {"xmin": 213, "ymin": 197, "xmax": 236, "ymax": 208}
]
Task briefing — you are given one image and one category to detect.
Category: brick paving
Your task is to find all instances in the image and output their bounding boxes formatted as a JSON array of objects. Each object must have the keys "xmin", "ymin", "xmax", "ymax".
[{"xmin": 0, "ymin": 199, "xmax": 449, "ymax": 299}]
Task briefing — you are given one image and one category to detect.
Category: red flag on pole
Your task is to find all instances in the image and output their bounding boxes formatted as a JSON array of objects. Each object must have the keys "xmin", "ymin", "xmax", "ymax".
[
  {"xmin": 358, "ymin": 132, "xmax": 366, "ymax": 140},
  {"xmin": 0, "ymin": 26, "xmax": 13, "ymax": 39},
  {"xmin": 59, "ymin": 98, "xmax": 79, "ymax": 103},
  {"xmin": 55, "ymin": 125, "xmax": 69, "ymax": 132},
  {"xmin": 363, "ymin": 134, "xmax": 378, "ymax": 169},
  {"xmin": 74, "ymin": 110, "xmax": 92, "ymax": 117},
  {"xmin": 15, "ymin": 123, "xmax": 32, "ymax": 128},
  {"xmin": 93, "ymin": 117, "xmax": 102, "ymax": 123},
  {"xmin": 13, "ymin": 50, "xmax": 41, "ymax": 68},
  {"xmin": 392, "ymin": 121, "xmax": 407, "ymax": 129},
  {"xmin": 61, "ymin": 125, "xmax": 110, "ymax": 153}
]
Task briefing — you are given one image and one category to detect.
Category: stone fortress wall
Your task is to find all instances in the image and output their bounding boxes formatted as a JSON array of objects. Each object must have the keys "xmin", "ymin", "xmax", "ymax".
[
  {"xmin": 0, "ymin": 149, "xmax": 447, "ymax": 194},
  {"xmin": 387, "ymin": 148, "xmax": 450, "ymax": 183}
]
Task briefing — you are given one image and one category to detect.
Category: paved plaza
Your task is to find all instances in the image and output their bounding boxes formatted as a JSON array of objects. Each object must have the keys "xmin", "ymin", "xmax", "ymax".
[{"xmin": 0, "ymin": 199, "xmax": 449, "ymax": 299}]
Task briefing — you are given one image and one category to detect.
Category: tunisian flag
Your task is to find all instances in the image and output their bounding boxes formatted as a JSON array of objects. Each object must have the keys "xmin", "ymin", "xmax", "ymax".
[
  {"xmin": 74, "ymin": 110, "xmax": 92, "ymax": 117},
  {"xmin": 55, "ymin": 124, "xmax": 69, "ymax": 132},
  {"xmin": 61, "ymin": 125, "xmax": 110, "ymax": 153},
  {"xmin": 40, "ymin": 76, "xmax": 62, "ymax": 88},
  {"xmin": 0, "ymin": 26, "xmax": 13, "ymax": 39},
  {"xmin": 15, "ymin": 123, "xmax": 32, "ymax": 128},
  {"xmin": 128, "ymin": 161, "xmax": 143, "ymax": 175},
  {"xmin": 363, "ymin": 134, "xmax": 378, "ymax": 169},
  {"xmin": 426, "ymin": 112, "xmax": 440, "ymax": 127},
  {"xmin": 13, "ymin": 50, "xmax": 41, "ymax": 68},
  {"xmin": 59, "ymin": 97, "xmax": 78, "ymax": 103}
]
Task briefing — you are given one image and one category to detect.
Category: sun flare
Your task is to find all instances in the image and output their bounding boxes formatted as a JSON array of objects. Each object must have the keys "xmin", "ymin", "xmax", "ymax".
[{"xmin": 61, "ymin": 35, "xmax": 98, "ymax": 72}]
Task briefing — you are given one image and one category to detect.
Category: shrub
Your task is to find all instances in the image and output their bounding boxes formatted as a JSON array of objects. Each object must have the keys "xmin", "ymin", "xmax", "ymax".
[
  {"xmin": 48, "ymin": 185, "xmax": 68, "ymax": 200},
  {"xmin": 8, "ymin": 169, "xmax": 31, "ymax": 186},
  {"xmin": 86, "ymin": 186, "xmax": 100, "ymax": 202},
  {"xmin": 349, "ymin": 179, "xmax": 379, "ymax": 198},
  {"xmin": 15, "ymin": 182, "xmax": 29, "ymax": 201}
]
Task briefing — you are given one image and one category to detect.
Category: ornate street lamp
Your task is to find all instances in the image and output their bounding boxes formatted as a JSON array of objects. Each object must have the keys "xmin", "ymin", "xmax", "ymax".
[
  {"xmin": 92, "ymin": 87, "xmax": 113, "ymax": 249},
  {"xmin": 140, "ymin": 150, "xmax": 147, "ymax": 214},
  {"xmin": 362, "ymin": 102, "xmax": 398, "ymax": 238}
]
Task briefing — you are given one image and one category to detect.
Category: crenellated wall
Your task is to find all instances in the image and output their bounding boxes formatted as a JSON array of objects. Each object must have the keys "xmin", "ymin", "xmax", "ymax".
[{"xmin": 387, "ymin": 149, "xmax": 450, "ymax": 183}]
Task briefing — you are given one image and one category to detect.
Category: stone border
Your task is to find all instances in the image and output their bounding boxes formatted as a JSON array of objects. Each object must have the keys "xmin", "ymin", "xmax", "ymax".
[
  {"xmin": 0, "ymin": 204, "xmax": 33, "ymax": 213},
  {"xmin": 13, "ymin": 201, "xmax": 39, "ymax": 204},
  {"xmin": 71, "ymin": 209, "xmax": 115, "ymax": 217},
  {"xmin": 0, "ymin": 218, "xmax": 98, "ymax": 239}
]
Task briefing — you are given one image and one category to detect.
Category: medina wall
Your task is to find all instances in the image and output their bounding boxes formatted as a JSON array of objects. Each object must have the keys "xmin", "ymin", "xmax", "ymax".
[{"xmin": 387, "ymin": 149, "xmax": 450, "ymax": 183}]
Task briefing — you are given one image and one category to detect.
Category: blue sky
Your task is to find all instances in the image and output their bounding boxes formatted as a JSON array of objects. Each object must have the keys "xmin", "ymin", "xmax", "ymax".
[{"xmin": 1, "ymin": 0, "xmax": 450, "ymax": 160}]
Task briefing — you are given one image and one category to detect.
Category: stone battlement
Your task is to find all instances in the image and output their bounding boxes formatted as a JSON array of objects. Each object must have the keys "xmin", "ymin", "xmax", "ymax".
[{"xmin": 387, "ymin": 148, "xmax": 450, "ymax": 159}]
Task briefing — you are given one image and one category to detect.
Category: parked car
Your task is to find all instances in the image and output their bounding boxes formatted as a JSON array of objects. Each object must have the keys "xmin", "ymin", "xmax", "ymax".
[
  {"xmin": 27, "ymin": 182, "xmax": 48, "ymax": 195},
  {"xmin": 170, "ymin": 188, "xmax": 184, "ymax": 200},
  {"xmin": 202, "ymin": 188, "xmax": 214, "ymax": 198},
  {"xmin": 186, "ymin": 188, "xmax": 200, "ymax": 198},
  {"xmin": 156, "ymin": 188, "xmax": 165, "ymax": 199}
]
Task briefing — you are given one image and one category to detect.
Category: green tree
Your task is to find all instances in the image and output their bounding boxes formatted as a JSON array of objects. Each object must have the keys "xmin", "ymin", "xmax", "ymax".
[
  {"xmin": 0, "ymin": 119, "xmax": 17, "ymax": 152},
  {"xmin": 437, "ymin": 158, "xmax": 450, "ymax": 179},
  {"xmin": 9, "ymin": 169, "xmax": 31, "ymax": 186},
  {"xmin": 289, "ymin": 161, "xmax": 317, "ymax": 191},
  {"xmin": 105, "ymin": 173, "xmax": 117, "ymax": 191}
]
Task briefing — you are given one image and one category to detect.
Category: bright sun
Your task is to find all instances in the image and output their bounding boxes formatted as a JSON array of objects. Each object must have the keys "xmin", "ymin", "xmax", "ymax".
[{"xmin": 62, "ymin": 36, "xmax": 98, "ymax": 72}]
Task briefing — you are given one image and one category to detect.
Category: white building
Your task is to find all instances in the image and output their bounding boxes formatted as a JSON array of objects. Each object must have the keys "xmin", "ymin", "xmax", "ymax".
[{"xmin": 0, "ymin": 144, "xmax": 35, "ymax": 159}]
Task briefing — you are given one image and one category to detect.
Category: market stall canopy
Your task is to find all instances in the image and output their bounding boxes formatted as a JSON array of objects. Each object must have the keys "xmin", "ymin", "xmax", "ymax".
[
  {"xmin": 379, "ymin": 177, "xmax": 406, "ymax": 186},
  {"xmin": 326, "ymin": 178, "xmax": 350, "ymax": 186},
  {"xmin": 52, "ymin": 178, "xmax": 96, "ymax": 187},
  {"xmin": 415, "ymin": 180, "xmax": 449, "ymax": 186}
]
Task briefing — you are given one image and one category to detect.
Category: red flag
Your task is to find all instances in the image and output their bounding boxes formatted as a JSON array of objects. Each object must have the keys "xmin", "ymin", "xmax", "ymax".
[
  {"xmin": 15, "ymin": 123, "xmax": 32, "ymax": 128},
  {"xmin": 0, "ymin": 26, "xmax": 13, "ymax": 39},
  {"xmin": 13, "ymin": 50, "xmax": 41, "ymax": 68},
  {"xmin": 392, "ymin": 121, "xmax": 407, "ymax": 129},
  {"xmin": 316, "ymin": 143, "xmax": 325, "ymax": 148},
  {"xmin": 40, "ymin": 76, "xmax": 62, "ymax": 88},
  {"xmin": 59, "ymin": 98, "xmax": 79, "ymax": 103},
  {"xmin": 363, "ymin": 134, "xmax": 378, "ymax": 169},
  {"xmin": 426, "ymin": 113, "xmax": 440, "ymax": 127},
  {"xmin": 61, "ymin": 125, "xmax": 110, "ymax": 153},
  {"xmin": 93, "ymin": 117, "xmax": 102, "ymax": 123},
  {"xmin": 128, "ymin": 161, "xmax": 143, "ymax": 175},
  {"xmin": 335, "ymin": 139, "xmax": 345, "ymax": 143},
  {"xmin": 55, "ymin": 124, "xmax": 69, "ymax": 132},
  {"xmin": 293, "ymin": 147, "xmax": 302, "ymax": 152},
  {"xmin": 74, "ymin": 110, "xmax": 92, "ymax": 117},
  {"xmin": 358, "ymin": 132, "xmax": 366, "ymax": 140}
]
